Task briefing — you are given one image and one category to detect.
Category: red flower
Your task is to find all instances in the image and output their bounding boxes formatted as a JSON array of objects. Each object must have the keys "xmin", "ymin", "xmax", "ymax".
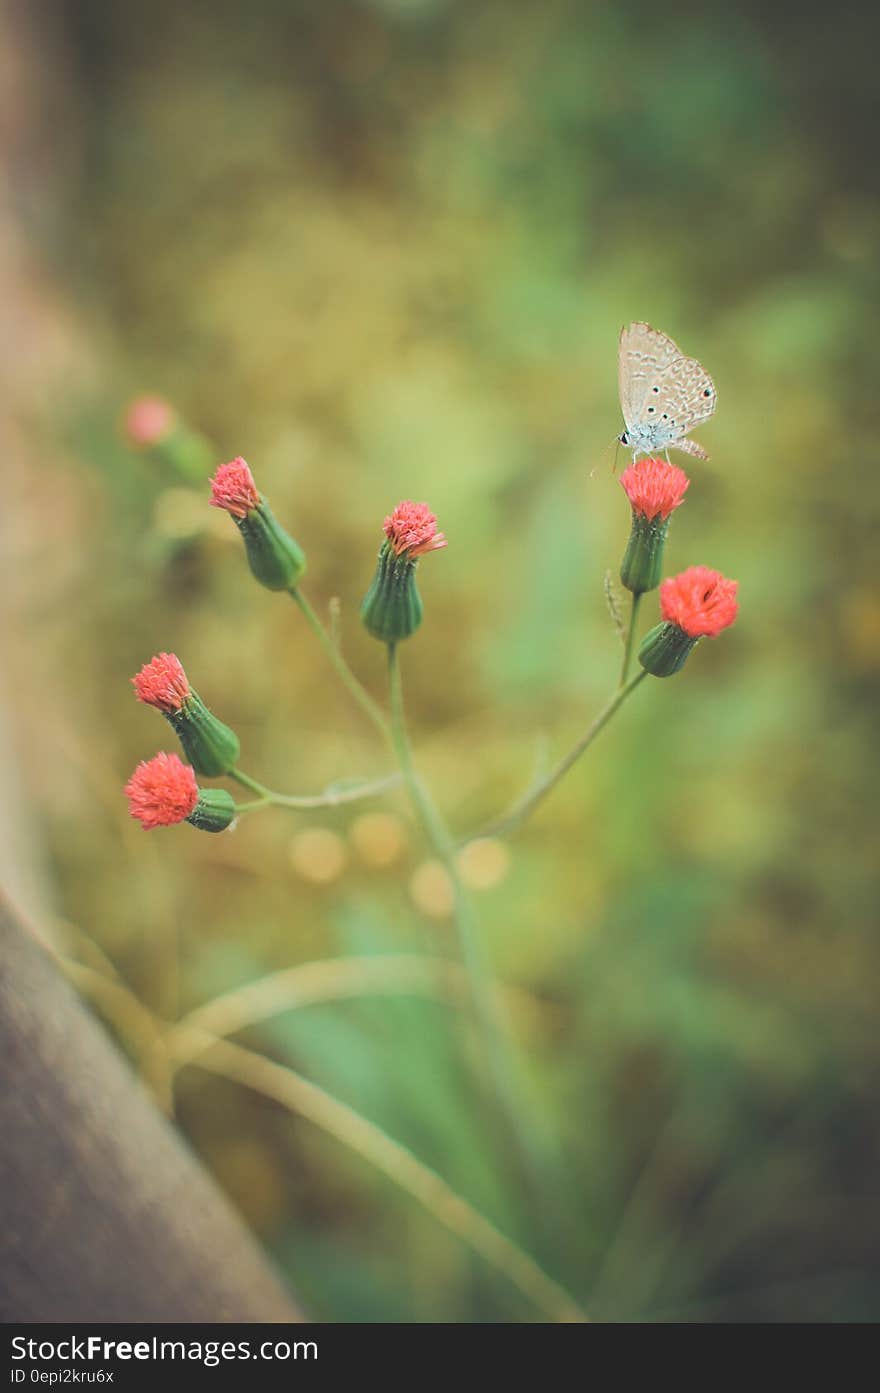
[
  {"xmin": 124, "ymin": 753, "xmax": 199, "ymax": 830},
  {"xmin": 383, "ymin": 501, "xmax": 447, "ymax": 558},
  {"xmin": 132, "ymin": 652, "xmax": 191, "ymax": 713},
  {"xmin": 123, "ymin": 395, "xmax": 175, "ymax": 447},
  {"xmin": 660, "ymin": 566, "xmax": 739, "ymax": 638},
  {"xmin": 210, "ymin": 458, "xmax": 260, "ymax": 518},
  {"xmin": 620, "ymin": 457, "xmax": 690, "ymax": 522}
]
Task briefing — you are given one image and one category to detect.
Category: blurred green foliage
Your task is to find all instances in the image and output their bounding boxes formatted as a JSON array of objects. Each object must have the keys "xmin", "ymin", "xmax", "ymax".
[{"xmin": 8, "ymin": 0, "xmax": 880, "ymax": 1321}]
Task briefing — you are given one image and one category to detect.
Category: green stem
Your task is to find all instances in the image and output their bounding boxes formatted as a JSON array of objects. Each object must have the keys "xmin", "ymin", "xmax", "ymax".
[
  {"xmin": 620, "ymin": 591, "xmax": 642, "ymax": 687},
  {"xmin": 174, "ymin": 1029, "xmax": 587, "ymax": 1322},
  {"xmin": 229, "ymin": 767, "xmax": 400, "ymax": 810},
  {"xmin": 478, "ymin": 670, "xmax": 649, "ymax": 841},
  {"xmin": 386, "ymin": 646, "xmax": 450, "ymax": 860},
  {"xmin": 386, "ymin": 643, "xmax": 547, "ymax": 1200},
  {"xmin": 229, "ymin": 768, "xmax": 271, "ymax": 798},
  {"xmin": 289, "ymin": 587, "xmax": 390, "ymax": 740}
]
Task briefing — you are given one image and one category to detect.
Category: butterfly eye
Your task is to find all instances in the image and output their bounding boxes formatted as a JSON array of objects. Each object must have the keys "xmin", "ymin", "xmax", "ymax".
[
  {"xmin": 703, "ymin": 389, "xmax": 711, "ymax": 397},
  {"xmin": 620, "ymin": 432, "xmax": 628, "ymax": 444}
]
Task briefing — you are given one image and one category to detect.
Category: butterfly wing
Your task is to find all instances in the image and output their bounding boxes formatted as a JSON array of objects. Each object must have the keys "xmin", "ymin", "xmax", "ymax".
[
  {"xmin": 650, "ymin": 354, "xmax": 717, "ymax": 442},
  {"xmin": 618, "ymin": 322, "xmax": 683, "ymax": 431}
]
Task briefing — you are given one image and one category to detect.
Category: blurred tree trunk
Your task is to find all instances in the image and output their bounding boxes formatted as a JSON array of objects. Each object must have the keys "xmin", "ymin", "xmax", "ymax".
[
  {"xmin": 0, "ymin": 3, "xmax": 299, "ymax": 1324},
  {"xmin": 0, "ymin": 899, "xmax": 301, "ymax": 1322}
]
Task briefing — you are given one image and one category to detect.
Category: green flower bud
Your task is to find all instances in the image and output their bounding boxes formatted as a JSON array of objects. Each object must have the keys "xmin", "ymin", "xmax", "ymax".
[
  {"xmin": 638, "ymin": 621, "xmax": 698, "ymax": 677},
  {"xmin": 186, "ymin": 787, "xmax": 237, "ymax": 833},
  {"xmin": 619, "ymin": 457, "xmax": 691, "ymax": 595},
  {"xmin": 125, "ymin": 752, "xmax": 236, "ymax": 833},
  {"xmin": 165, "ymin": 690, "xmax": 241, "ymax": 777},
  {"xmin": 235, "ymin": 500, "xmax": 306, "ymax": 592},
  {"xmin": 620, "ymin": 512, "xmax": 671, "ymax": 594},
  {"xmin": 639, "ymin": 567, "xmax": 740, "ymax": 676},
  {"xmin": 210, "ymin": 458, "xmax": 306, "ymax": 591},
  {"xmin": 360, "ymin": 541, "xmax": 424, "ymax": 643},
  {"xmin": 122, "ymin": 397, "xmax": 214, "ymax": 483},
  {"xmin": 132, "ymin": 653, "xmax": 240, "ymax": 776},
  {"xmin": 360, "ymin": 502, "xmax": 447, "ymax": 644}
]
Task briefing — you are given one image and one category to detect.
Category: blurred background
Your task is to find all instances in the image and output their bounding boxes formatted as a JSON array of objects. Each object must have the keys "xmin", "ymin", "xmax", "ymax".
[{"xmin": 2, "ymin": 0, "xmax": 879, "ymax": 1322}]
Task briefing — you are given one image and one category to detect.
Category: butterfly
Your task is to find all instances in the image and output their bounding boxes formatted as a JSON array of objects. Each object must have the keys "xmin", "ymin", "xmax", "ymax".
[{"xmin": 618, "ymin": 322, "xmax": 716, "ymax": 461}]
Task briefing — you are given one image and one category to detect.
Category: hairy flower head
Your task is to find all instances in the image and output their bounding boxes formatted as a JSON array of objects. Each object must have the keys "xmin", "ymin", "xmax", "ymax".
[
  {"xmin": 210, "ymin": 457, "xmax": 260, "ymax": 518},
  {"xmin": 124, "ymin": 752, "xmax": 199, "ymax": 830},
  {"xmin": 620, "ymin": 457, "xmax": 690, "ymax": 522},
  {"xmin": 132, "ymin": 652, "xmax": 191, "ymax": 713},
  {"xmin": 383, "ymin": 501, "xmax": 447, "ymax": 558},
  {"xmin": 123, "ymin": 395, "xmax": 176, "ymax": 447},
  {"xmin": 660, "ymin": 566, "xmax": 738, "ymax": 638}
]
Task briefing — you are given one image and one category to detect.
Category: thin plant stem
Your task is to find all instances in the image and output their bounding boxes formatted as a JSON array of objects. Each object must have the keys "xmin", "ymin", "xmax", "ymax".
[
  {"xmin": 172, "ymin": 953, "xmax": 543, "ymax": 1067},
  {"xmin": 61, "ymin": 950, "xmax": 586, "ymax": 1321},
  {"xmin": 289, "ymin": 587, "xmax": 390, "ymax": 740},
  {"xmin": 386, "ymin": 642, "xmax": 548, "ymax": 1200},
  {"xmin": 228, "ymin": 768, "xmax": 269, "ymax": 797},
  {"xmin": 478, "ymin": 670, "xmax": 649, "ymax": 841},
  {"xmin": 228, "ymin": 767, "xmax": 399, "ymax": 811},
  {"xmin": 171, "ymin": 1026, "xmax": 587, "ymax": 1323},
  {"xmin": 620, "ymin": 591, "xmax": 642, "ymax": 687}
]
